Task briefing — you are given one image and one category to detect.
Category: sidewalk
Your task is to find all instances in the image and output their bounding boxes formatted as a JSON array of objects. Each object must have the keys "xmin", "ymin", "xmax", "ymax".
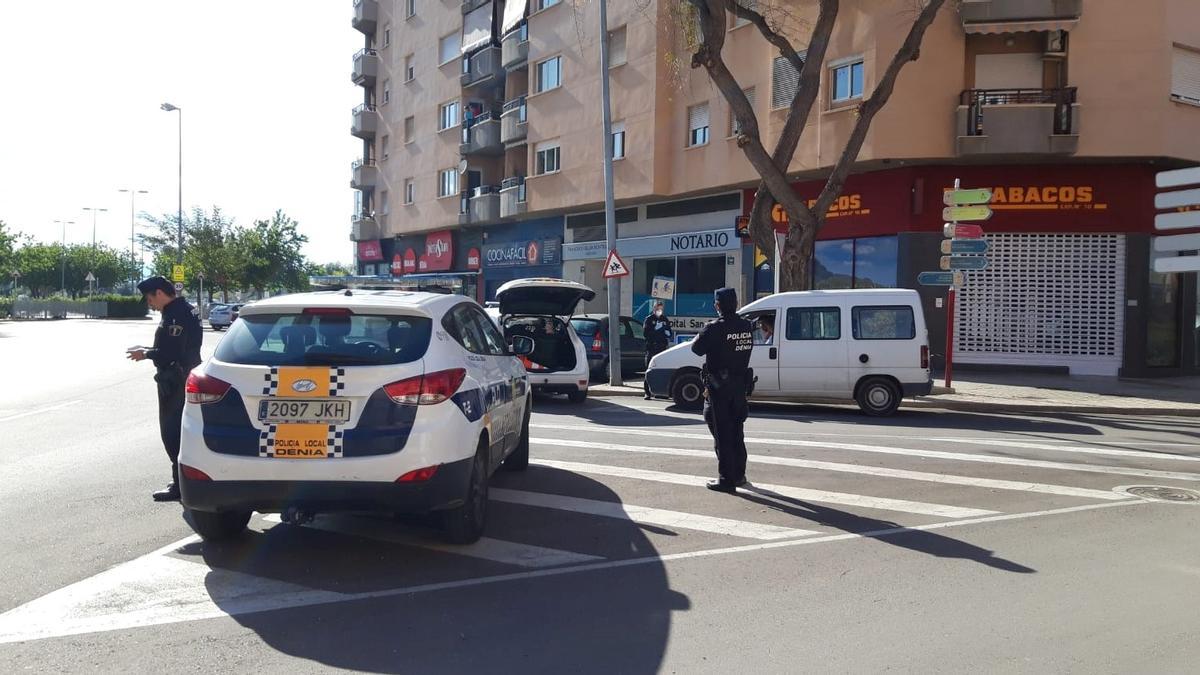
[{"xmin": 589, "ymin": 372, "xmax": 1200, "ymax": 416}]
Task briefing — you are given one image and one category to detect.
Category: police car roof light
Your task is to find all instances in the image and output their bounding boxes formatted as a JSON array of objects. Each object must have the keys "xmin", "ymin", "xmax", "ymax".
[
  {"xmin": 383, "ymin": 368, "xmax": 466, "ymax": 406},
  {"xmin": 302, "ymin": 307, "xmax": 354, "ymax": 316},
  {"xmin": 185, "ymin": 372, "xmax": 231, "ymax": 405}
]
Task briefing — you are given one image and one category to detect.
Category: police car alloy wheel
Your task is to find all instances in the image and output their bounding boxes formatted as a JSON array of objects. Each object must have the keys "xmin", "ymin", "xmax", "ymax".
[{"xmin": 441, "ymin": 439, "xmax": 489, "ymax": 544}]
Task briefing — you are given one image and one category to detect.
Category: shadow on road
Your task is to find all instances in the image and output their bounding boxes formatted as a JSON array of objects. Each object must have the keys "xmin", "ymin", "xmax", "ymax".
[
  {"xmin": 187, "ymin": 469, "xmax": 686, "ymax": 674},
  {"xmin": 532, "ymin": 394, "xmax": 706, "ymax": 427},
  {"xmin": 740, "ymin": 403, "xmax": 1105, "ymax": 436},
  {"xmin": 737, "ymin": 488, "xmax": 1036, "ymax": 575}
]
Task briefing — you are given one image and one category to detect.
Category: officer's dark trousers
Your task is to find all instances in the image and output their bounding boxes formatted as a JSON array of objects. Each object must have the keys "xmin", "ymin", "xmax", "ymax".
[
  {"xmin": 155, "ymin": 367, "xmax": 185, "ymax": 484},
  {"xmin": 703, "ymin": 388, "xmax": 749, "ymax": 484}
]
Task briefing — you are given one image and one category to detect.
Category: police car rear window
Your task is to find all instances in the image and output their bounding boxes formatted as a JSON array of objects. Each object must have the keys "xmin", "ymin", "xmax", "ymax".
[{"xmin": 214, "ymin": 313, "xmax": 432, "ymax": 366}]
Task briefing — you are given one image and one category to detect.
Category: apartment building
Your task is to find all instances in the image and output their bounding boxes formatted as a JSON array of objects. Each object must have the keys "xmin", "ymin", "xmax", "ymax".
[{"xmin": 349, "ymin": 0, "xmax": 1200, "ymax": 377}]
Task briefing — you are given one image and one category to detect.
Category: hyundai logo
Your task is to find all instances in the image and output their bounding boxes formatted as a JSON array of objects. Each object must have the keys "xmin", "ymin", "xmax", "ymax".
[{"xmin": 292, "ymin": 379, "xmax": 318, "ymax": 393}]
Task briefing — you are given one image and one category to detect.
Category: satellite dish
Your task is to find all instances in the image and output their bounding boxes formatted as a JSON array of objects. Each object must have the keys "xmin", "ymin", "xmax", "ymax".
[{"xmin": 458, "ymin": 159, "xmax": 469, "ymax": 174}]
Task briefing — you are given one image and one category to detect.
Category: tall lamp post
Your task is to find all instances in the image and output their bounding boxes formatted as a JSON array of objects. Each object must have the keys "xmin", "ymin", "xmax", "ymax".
[
  {"xmin": 54, "ymin": 219, "xmax": 75, "ymax": 294},
  {"xmin": 160, "ymin": 103, "xmax": 183, "ymax": 265},
  {"xmin": 118, "ymin": 188, "xmax": 149, "ymax": 284},
  {"xmin": 81, "ymin": 207, "xmax": 108, "ymax": 249}
]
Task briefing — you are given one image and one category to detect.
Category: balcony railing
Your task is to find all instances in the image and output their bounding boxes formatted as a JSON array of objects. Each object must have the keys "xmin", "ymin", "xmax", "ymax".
[
  {"xmin": 502, "ymin": 23, "xmax": 530, "ymax": 70},
  {"xmin": 350, "ymin": 213, "xmax": 380, "ymax": 241},
  {"xmin": 961, "ymin": 88, "xmax": 1077, "ymax": 135},
  {"xmin": 352, "ymin": 0, "xmax": 379, "ymax": 34},
  {"xmin": 469, "ymin": 185, "xmax": 502, "ymax": 224},
  {"xmin": 500, "ymin": 177, "xmax": 527, "ymax": 219},
  {"xmin": 959, "ymin": 0, "xmax": 1082, "ymax": 24},
  {"xmin": 462, "ymin": 0, "xmax": 489, "ymax": 14},
  {"xmin": 501, "ymin": 97, "xmax": 528, "ymax": 145},
  {"xmin": 957, "ymin": 88, "xmax": 1080, "ymax": 155},
  {"xmin": 351, "ymin": 157, "xmax": 379, "ymax": 190},
  {"xmin": 351, "ymin": 48, "xmax": 380, "ymax": 87},
  {"xmin": 351, "ymin": 103, "xmax": 380, "ymax": 139},
  {"xmin": 460, "ymin": 112, "xmax": 504, "ymax": 155},
  {"xmin": 462, "ymin": 46, "xmax": 504, "ymax": 88}
]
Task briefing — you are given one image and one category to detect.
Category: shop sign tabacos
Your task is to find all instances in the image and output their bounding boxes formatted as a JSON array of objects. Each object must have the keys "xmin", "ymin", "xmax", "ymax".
[{"xmin": 979, "ymin": 185, "xmax": 1107, "ymax": 211}]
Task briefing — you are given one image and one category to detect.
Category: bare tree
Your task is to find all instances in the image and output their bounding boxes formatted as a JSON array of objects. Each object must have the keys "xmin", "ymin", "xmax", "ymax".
[{"xmin": 684, "ymin": 0, "xmax": 947, "ymax": 290}]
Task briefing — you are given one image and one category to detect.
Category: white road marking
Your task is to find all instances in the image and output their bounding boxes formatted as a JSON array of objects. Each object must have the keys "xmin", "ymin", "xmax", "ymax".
[
  {"xmin": 0, "ymin": 500, "xmax": 1143, "ymax": 645},
  {"xmin": 259, "ymin": 514, "xmax": 603, "ymax": 568},
  {"xmin": 531, "ymin": 438, "xmax": 1128, "ymax": 501},
  {"xmin": 530, "ymin": 459, "xmax": 996, "ymax": 519},
  {"xmin": 925, "ymin": 437, "xmax": 1200, "ymax": 462},
  {"xmin": 490, "ymin": 487, "xmax": 817, "ymax": 540},
  {"xmin": 0, "ymin": 400, "xmax": 82, "ymax": 423},
  {"xmin": 532, "ymin": 423, "xmax": 1200, "ymax": 482}
]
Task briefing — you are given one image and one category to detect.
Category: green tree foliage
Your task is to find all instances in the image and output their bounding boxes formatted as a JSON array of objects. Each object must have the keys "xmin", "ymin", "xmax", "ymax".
[
  {"xmin": 234, "ymin": 211, "xmax": 311, "ymax": 298},
  {"xmin": 12, "ymin": 243, "xmax": 136, "ymax": 297}
]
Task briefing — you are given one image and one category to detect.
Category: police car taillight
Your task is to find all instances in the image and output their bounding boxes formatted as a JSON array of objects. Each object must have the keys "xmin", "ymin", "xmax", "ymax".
[
  {"xmin": 186, "ymin": 372, "xmax": 231, "ymax": 404},
  {"xmin": 396, "ymin": 465, "xmax": 439, "ymax": 483},
  {"xmin": 384, "ymin": 368, "xmax": 466, "ymax": 405}
]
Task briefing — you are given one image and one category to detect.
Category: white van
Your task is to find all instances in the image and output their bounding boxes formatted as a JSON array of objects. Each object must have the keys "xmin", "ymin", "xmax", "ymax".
[{"xmin": 644, "ymin": 289, "xmax": 932, "ymax": 416}]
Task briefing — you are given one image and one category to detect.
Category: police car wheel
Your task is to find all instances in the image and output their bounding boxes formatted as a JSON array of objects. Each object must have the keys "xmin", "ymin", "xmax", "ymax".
[
  {"xmin": 441, "ymin": 440, "xmax": 489, "ymax": 544},
  {"xmin": 502, "ymin": 400, "xmax": 531, "ymax": 472},
  {"xmin": 671, "ymin": 372, "xmax": 704, "ymax": 410},
  {"xmin": 186, "ymin": 508, "xmax": 250, "ymax": 541},
  {"xmin": 567, "ymin": 389, "xmax": 587, "ymax": 404},
  {"xmin": 856, "ymin": 377, "xmax": 900, "ymax": 417}
]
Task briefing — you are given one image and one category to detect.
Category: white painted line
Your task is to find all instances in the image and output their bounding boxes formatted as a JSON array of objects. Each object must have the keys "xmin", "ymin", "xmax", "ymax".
[
  {"xmin": 260, "ymin": 514, "xmax": 603, "ymax": 569},
  {"xmin": 532, "ymin": 423, "xmax": 1200, "ymax": 482},
  {"xmin": 0, "ymin": 400, "xmax": 82, "ymax": 423},
  {"xmin": 531, "ymin": 438, "xmax": 1128, "ymax": 501},
  {"xmin": 531, "ymin": 459, "xmax": 996, "ymax": 519},
  {"xmin": 0, "ymin": 499, "xmax": 1143, "ymax": 645},
  {"xmin": 490, "ymin": 487, "xmax": 817, "ymax": 540},
  {"xmin": 925, "ymin": 437, "xmax": 1200, "ymax": 463}
]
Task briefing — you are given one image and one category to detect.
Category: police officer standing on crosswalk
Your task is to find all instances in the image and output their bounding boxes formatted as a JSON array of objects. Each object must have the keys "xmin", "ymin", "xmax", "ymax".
[
  {"xmin": 126, "ymin": 277, "xmax": 203, "ymax": 502},
  {"xmin": 690, "ymin": 287, "xmax": 755, "ymax": 493}
]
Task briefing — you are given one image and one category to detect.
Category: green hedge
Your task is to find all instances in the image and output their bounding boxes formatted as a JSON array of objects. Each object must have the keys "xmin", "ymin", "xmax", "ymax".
[
  {"xmin": 96, "ymin": 294, "xmax": 148, "ymax": 318},
  {"xmin": 0, "ymin": 299, "xmax": 11, "ymax": 319}
]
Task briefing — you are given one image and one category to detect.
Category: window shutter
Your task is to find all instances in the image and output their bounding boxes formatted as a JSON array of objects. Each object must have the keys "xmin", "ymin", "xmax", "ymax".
[
  {"xmin": 732, "ymin": 87, "xmax": 755, "ymax": 134},
  {"xmin": 688, "ymin": 103, "xmax": 710, "ymax": 130},
  {"xmin": 1173, "ymin": 47, "xmax": 1200, "ymax": 105},
  {"xmin": 439, "ymin": 34, "xmax": 459, "ymax": 64},
  {"xmin": 771, "ymin": 55, "xmax": 802, "ymax": 109}
]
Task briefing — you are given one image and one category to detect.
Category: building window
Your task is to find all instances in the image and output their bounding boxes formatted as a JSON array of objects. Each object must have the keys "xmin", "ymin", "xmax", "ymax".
[
  {"xmin": 383, "ymin": 25, "xmax": 391, "ymax": 48},
  {"xmin": 406, "ymin": 0, "xmax": 416, "ymax": 19},
  {"xmin": 535, "ymin": 141, "xmax": 561, "ymax": 175},
  {"xmin": 439, "ymin": 33, "xmax": 460, "ymax": 65},
  {"xmin": 730, "ymin": 87, "xmax": 755, "ymax": 136},
  {"xmin": 404, "ymin": 179, "xmax": 415, "ymax": 204},
  {"xmin": 439, "ymin": 100, "xmax": 460, "ymax": 131},
  {"xmin": 611, "ymin": 121, "xmax": 626, "ymax": 160},
  {"xmin": 687, "ymin": 103, "xmax": 710, "ymax": 147},
  {"xmin": 535, "ymin": 55, "xmax": 563, "ymax": 93},
  {"xmin": 380, "ymin": 190, "xmax": 390, "ymax": 215},
  {"xmin": 438, "ymin": 168, "xmax": 458, "ymax": 198},
  {"xmin": 830, "ymin": 57, "xmax": 865, "ymax": 104},
  {"xmin": 404, "ymin": 54, "xmax": 415, "ymax": 82},
  {"xmin": 534, "ymin": 0, "xmax": 560, "ymax": 11},
  {"xmin": 382, "ymin": 79, "xmax": 391, "ymax": 104},
  {"xmin": 404, "ymin": 116, "xmax": 415, "ymax": 143},
  {"xmin": 1172, "ymin": 45, "xmax": 1200, "ymax": 105},
  {"xmin": 771, "ymin": 55, "xmax": 801, "ymax": 109},
  {"xmin": 608, "ymin": 26, "xmax": 627, "ymax": 67},
  {"xmin": 381, "ymin": 134, "xmax": 390, "ymax": 160},
  {"xmin": 632, "ymin": 255, "xmax": 727, "ymax": 320}
]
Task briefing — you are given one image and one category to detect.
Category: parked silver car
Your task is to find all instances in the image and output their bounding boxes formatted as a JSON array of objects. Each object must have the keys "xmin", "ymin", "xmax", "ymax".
[{"xmin": 208, "ymin": 303, "xmax": 243, "ymax": 331}]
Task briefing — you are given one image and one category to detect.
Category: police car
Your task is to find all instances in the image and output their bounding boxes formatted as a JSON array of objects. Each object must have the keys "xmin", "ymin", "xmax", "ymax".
[{"xmin": 178, "ymin": 290, "xmax": 535, "ymax": 544}]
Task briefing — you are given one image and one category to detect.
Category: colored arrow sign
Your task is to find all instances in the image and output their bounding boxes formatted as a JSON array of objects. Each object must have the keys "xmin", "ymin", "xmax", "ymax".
[
  {"xmin": 1153, "ymin": 233, "xmax": 1200, "ymax": 252},
  {"xmin": 940, "ymin": 239, "xmax": 990, "ymax": 255},
  {"xmin": 1155, "ymin": 210, "xmax": 1200, "ymax": 231},
  {"xmin": 943, "ymin": 223, "xmax": 984, "ymax": 239},
  {"xmin": 942, "ymin": 206, "xmax": 993, "ymax": 222},
  {"xmin": 940, "ymin": 256, "xmax": 989, "ymax": 271},
  {"xmin": 1154, "ymin": 187, "xmax": 1200, "ymax": 210},
  {"xmin": 1153, "ymin": 255, "xmax": 1200, "ymax": 274},
  {"xmin": 1157, "ymin": 166, "xmax": 1200, "ymax": 189},
  {"xmin": 917, "ymin": 271, "xmax": 964, "ymax": 286},
  {"xmin": 943, "ymin": 188, "xmax": 993, "ymax": 206}
]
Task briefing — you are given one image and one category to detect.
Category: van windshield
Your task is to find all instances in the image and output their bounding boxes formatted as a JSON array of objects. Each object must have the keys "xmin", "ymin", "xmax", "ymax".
[{"xmin": 214, "ymin": 313, "xmax": 432, "ymax": 366}]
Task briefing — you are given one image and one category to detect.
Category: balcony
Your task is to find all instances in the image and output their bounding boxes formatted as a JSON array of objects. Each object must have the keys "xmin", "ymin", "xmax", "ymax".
[
  {"xmin": 350, "ymin": 158, "xmax": 379, "ymax": 190},
  {"xmin": 956, "ymin": 88, "xmax": 1080, "ymax": 156},
  {"xmin": 502, "ymin": 23, "xmax": 529, "ymax": 70},
  {"xmin": 350, "ymin": 213, "xmax": 380, "ymax": 241},
  {"xmin": 460, "ymin": 114, "xmax": 504, "ymax": 156},
  {"xmin": 351, "ymin": 48, "xmax": 380, "ymax": 87},
  {"xmin": 352, "ymin": 0, "xmax": 379, "ymax": 34},
  {"xmin": 351, "ymin": 103, "xmax": 380, "ymax": 139},
  {"xmin": 959, "ymin": 0, "xmax": 1082, "ymax": 26},
  {"xmin": 459, "ymin": 186, "xmax": 501, "ymax": 225},
  {"xmin": 462, "ymin": 0, "xmax": 489, "ymax": 13},
  {"xmin": 500, "ymin": 177, "xmax": 527, "ymax": 219},
  {"xmin": 462, "ymin": 47, "xmax": 505, "ymax": 89},
  {"xmin": 501, "ymin": 97, "xmax": 527, "ymax": 146}
]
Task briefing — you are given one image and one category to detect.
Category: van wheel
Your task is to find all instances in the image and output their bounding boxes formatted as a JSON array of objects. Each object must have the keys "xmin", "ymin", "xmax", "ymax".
[
  {"xmin": 856, "ymin": 377, "xmax": 901, "ymax": 417},
  {"xmin": 441, "ymin": 441, "xmax": 489, "ymax": 544},
  {"xmin": 502, "ymin": 400, "xmax": 531, "ymax": 472},
  {"xmin": 186, "ymin": 509, "xmax": 250, "ymax": 541},
  {"xmin": 671, "ymin": 372, "xmax": 704, "ymax": 410}
]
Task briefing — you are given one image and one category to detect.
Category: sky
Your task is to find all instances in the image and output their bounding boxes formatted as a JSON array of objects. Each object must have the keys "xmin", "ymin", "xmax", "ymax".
[{"xmin": 0, "ymin": 1, "xmax": 362, "ymax": 264}]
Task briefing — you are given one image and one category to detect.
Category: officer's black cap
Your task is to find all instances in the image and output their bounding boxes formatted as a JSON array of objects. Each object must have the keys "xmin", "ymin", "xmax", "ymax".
[
  {"xmin": 714, "ymin": 287, "xmax": 738, "ymax": 315},
  {"xmin": 137, "ymin": 276, "xmax": 175, "ymax": 296}
]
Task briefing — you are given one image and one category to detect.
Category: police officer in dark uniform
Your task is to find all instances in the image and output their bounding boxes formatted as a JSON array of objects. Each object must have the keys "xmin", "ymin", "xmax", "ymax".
[
  {"xmin": 127, "ymin": 276, "xmax": 203, "ymax": 502},
  {"xmin": 690, "ymin": 287, "xmax": 754, "ymax": 493},
  {"xmin": 642, "ymin": 301, "xmax": 673, "ymax": 399}
]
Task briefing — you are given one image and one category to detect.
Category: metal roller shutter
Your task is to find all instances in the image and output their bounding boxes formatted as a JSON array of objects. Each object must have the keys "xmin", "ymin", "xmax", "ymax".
[{"xmin": 1172, "ymin": 46, "xmax": 1200, "ymax": 105}]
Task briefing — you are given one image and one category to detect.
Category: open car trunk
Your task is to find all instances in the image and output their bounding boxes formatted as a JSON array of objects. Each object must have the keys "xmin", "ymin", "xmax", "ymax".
[{"xmin": 502, "ymin": 315, "xmax": 577, "ymax": 372}]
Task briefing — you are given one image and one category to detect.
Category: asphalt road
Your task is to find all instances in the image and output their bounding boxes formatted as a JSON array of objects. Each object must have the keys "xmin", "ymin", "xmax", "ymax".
[{"xmin": 2, "ymin": 318, "xmax": 1200, "ymax": 673}]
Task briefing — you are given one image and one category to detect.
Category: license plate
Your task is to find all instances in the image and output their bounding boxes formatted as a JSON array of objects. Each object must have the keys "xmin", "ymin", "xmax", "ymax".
[{"xmin": 258, "ymin": 399, "xmax": 351, "ymax": 424}]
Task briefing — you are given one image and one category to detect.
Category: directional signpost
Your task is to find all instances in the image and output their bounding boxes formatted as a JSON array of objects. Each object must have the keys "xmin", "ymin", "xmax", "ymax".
[
  {"xmin": 940, "ymin": 239, "xmax": 989, "ymax": 255},
  {"xmin": 1153, "ymin": 166, "xmax": 1200, "ymax": 273},
  {"xmin": 940, "ymin": 256, "xmax": 989, "ymax": 271},
  {"xmin": 942, "ymin": 223, "xmax": 984, "ymax": 239},
  {"xmin": 917, "ymin": 271, "xmax": 964, "ymax": 286}
]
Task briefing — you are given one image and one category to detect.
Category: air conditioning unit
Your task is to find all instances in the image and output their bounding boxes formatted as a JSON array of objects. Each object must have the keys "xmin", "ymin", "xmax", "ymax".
[{"xmin": 1045, "ymin": 30, "xmax": 1067, "ymax": 56}]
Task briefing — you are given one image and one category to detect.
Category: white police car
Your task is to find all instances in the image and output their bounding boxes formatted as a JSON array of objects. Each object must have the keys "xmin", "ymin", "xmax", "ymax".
[{"xmin": 178, "ymin": 290, "xmax": 535, "ymax": 544}]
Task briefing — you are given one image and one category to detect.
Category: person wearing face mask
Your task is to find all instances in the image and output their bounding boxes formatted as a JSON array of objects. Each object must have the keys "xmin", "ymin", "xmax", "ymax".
[{"xmin": 642, "ymin": 301, "xmax": 673, "ymax": 399}]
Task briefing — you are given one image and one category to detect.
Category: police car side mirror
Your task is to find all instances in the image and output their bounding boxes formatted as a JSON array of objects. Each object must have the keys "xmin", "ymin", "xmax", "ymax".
[{"xmin": 510, "ymin": 335, "xmax": 535, "ymax": 356}]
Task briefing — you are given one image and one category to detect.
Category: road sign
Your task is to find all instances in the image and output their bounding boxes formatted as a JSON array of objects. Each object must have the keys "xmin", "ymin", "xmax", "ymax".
[
  {"xmin": 1154, "ymin": 187, "xmax": 1200, "ymax": 210},
  {"xmin": 1153, "ymin": 255, "xmax": 1200, "ymax": 274},
  {"xmin": 651, "ymin": 275, "xmax": 675, "ymax": 300},
  {"xmin": 84, "ymin": 271, "xmax": 96, "ymax": 282},
  {"xmin": 917, "ymin": 271, "xmax": 964, "ymax": 286},
  {"xmin": 942, "ymin": 206, "xmax": 992, "ymax": 222},
  {"xmin": 1157, "ymin": 166, "xmax": 1200, "ymax": 189},
  {"xmin": 943, "ymin": 223, "xmax": 984, "ymax": 239},
  {"xmin": 602, "ymin": 249, "xmax": 629, "ymax": 279},
  {"xmin": 1153, "ymin": 233, "xmax": 1200, "ymax": 252},
  {"xmin": 174, "ymin": 282, "xmax": 184, "ymax": 292},
  {"xmin": 943, "ymin": 188, "xmax": 993, "ymax": 206},
  {"xmin": 1155, "ymin": 210, "xmax": 1200, "ymax": 231},
  {"xmin": 197, "ymin": 271, "xmax": 206, "ymax": 280},
  {"xmin": 940, "ymin": 239, "xmax": 989, "ymax": 255},
  {"xmin": 940, "ymin": 256, "xmax": 989, "ymax": 271},
  {"xmin": 172, "ymin": 264, "xmax": 186, "ymax": 282}
]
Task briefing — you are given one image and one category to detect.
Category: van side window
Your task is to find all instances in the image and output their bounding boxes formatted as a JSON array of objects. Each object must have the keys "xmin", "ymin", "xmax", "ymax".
[
  {"xmin": 852, "ymin": 305, "xmax": 915, "ymax": 340},
  {"xmin": 785, "ymin": 307, "xmax": 840, "ymax": 340}
]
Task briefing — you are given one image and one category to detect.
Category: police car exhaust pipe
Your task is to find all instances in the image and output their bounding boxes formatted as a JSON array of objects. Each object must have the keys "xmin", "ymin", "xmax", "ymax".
[{"xmin": 281, "ymin": 507, "xmax": 316, "ymax": 525}]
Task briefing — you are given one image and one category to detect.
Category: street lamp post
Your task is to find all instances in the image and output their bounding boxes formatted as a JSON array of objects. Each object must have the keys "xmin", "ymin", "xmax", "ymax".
[
  {"xmin": 54, "ymin": 219, "xmax": 75, "ymax": 294},
  {"xmin": 160, "ymin": 103, "xmax": 183, "ymax": 265},
  {"xmin": 81, "ymin": 207, "xmax": 108, "ymax": 249},
  {"xmin": 119, "ymin": 188, "xmax": 149, "ymax": 284}
]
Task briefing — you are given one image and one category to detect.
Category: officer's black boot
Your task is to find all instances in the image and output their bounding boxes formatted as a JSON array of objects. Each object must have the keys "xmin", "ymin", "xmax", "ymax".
[
  {"xmin": 152, "ymin": 483, "xmax": 181, "ymax": 502},
  {"xmin": 705, "ymin": 479, "xmax": 737, "ymax": 494}
]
